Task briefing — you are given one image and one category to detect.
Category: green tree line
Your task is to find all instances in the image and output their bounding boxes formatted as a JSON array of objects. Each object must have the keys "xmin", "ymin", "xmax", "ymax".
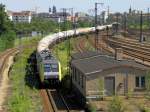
[
  {"xmin": 0, "ymin": 3, "xmax": 93, "ymax": 52},
  {"xmin": 0, "ymin": 4, "xmax": 16, "ymax": 51}
]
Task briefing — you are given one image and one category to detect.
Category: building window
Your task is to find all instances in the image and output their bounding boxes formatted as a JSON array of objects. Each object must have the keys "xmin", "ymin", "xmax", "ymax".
[
  {"xmin": 78, "ymin": 71, "xmax": 80, "ymax": 85},
  {"xmin": 74, "ymin": 68, "xmax": 77, "ymax": 81},
  {"xmin": 81, "ymin": 75, "xmax": 84, "ymax": 88},
  {"xmin": 141, "ymin": 76, "xmax": 145, "ymax": 88},
  {"xmin": 135, "ymin": 76, "xmax": 145, "ymax": 88},
  {"xmin": 72, "ymin": 68, "xmax": 74, "ymax": 80}
]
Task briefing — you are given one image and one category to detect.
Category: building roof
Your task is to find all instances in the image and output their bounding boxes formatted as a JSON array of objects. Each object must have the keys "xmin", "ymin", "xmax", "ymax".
[
  {"xmin": 71, "ymin": 51, "xmax": 103, "ymax": 60},
  {"xmin": 71, "ymin": 52, "xmax": 149, "ymax": 76},
  {"xmin": 12, "ymin": 12, "xmax": 31, "ymax": 16}
]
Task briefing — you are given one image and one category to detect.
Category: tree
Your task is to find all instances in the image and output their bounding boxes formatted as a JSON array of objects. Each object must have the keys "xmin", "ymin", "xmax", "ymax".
[
  {"xmin": 52, "ymin": 5, "xmax": 57, "ymax": 14},
  {"xmin": 0, "ymin": 4, "xmax": 13, "ymax": 35},
  {"xmin": 0, "ymin": 3, "xmax": 16, "ymax": 51}
]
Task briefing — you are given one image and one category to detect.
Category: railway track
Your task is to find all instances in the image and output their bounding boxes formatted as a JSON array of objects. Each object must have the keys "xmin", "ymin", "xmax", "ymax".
[
  {"xmin": 75, "ymin": 38, "xmax": 86, "ymax": 53},
  {"xmin": 46, "ymin": 89, "xmax": 70, "ymax": 112},
  {"xmin": 127, "ymin": 29, "xmax": 150, "ymax": 36},
  {"xmin": 0, "ymin": 48, "xmax": 19, "ymax": 75},
  {"xmin": 107, "ymin": 38, "xmax": 150, "ymax": 56},
  {"xmin": 110, "ymin": 37, "xmax": 150, "ymax": 49},
  {"xmin": 86, "ymin": 33, "xmax": 114, "ymax": 56},
  {"xmin": 41, "ymin": 87, "xmax": 80, "ymax": 112},
  {"xmin": 106, "ymin": 37, "xmax": 150, "ymax": 66},
  {"xmin": 0, "ymin": 48, "xmax": 19, "ymax": 111}
]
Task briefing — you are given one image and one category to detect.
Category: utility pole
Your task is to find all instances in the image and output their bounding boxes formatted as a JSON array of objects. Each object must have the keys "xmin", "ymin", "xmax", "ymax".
[
  {"xmin": 140, "ymin": 11, "xmax": 143, "ymax": 42},
  {"xmin": 124, "ymin": 13, "xmax": 127, "ymax": 37},
  {"xmin": 115, "ymin": 13, "xmax": 119, "ymax": 34},
  {"xmin": 107, "ymin": 6, "xmax": 110, "ymax": 24},
  {"xmin": 62, "ymin": 8, "xmax": 73, "ymax": 89},
  {"xmin": 95, "ymin": 2, "xmax": 104, "ymax": 51},
  {"xmin": 148, "ymin": 8, "xmax": 150, "ymax": 30}
]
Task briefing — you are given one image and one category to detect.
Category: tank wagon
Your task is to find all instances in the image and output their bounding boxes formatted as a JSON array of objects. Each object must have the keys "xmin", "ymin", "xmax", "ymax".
[{"xmin": 37, "ymin": 24, "xmax": 112, "ymax": 84}]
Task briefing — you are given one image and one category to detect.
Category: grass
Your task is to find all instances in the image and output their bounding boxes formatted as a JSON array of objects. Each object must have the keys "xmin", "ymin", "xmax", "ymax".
[
  {"xmin": 14, "ymin": 36, "xmax": 42, "ymax": 47},
  {"xmin": 52, "ymin": 35, "xmax": 94, "ymax": 78},
  {"xmin": 8, "ymin": 36, "xmax": 43, "ymax": 112},
  {"xmin": 52, "ymin": 38, "xmax": 76, "ymax": 78}
]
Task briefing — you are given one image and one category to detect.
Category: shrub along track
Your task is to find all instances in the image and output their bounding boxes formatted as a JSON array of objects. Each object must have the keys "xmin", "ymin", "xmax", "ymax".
[{"xmin": 6, "ymin": 38, "xmax": 45, "ymax": 112}]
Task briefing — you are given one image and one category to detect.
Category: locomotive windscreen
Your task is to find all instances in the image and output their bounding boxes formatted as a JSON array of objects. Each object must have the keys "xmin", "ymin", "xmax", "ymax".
[{"xmin": 44, "ymin": 63, "xmax": 58, "ymax": 72}]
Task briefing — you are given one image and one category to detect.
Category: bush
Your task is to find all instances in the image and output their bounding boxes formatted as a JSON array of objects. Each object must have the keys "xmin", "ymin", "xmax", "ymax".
[
  {"xmin": 0, "ymin": 4, "xmax": 16, "ymax": 52},
  {"xmin": 86, "ymin": 101, "xmax": 97, "ymax": 112},
  {"xmin": 0, "ymin": 30, "xmax": 16, "ymax": 51},
  {"xmin": 108, "ymin": 96, "xmax": 125, "ymax": 112},
  {"xmin": 139, "ymin": 103, "xmax": 150, "ymax": 112}
]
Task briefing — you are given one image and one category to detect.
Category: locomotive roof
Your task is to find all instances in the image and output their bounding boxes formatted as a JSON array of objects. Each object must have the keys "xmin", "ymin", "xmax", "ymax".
[{"xmin": 39, "ymin": 50, "xmax": 58, "ymax": 63}]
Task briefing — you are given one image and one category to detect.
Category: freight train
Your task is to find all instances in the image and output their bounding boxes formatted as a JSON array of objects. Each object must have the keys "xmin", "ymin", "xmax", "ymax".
[{"xmin": 36, "ymin": 24, "xmax": 113, "ymax": 84}]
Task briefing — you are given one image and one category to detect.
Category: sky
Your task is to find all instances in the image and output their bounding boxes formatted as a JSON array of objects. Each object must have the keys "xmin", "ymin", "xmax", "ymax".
[{"xmin": 1, "ymin": 0, "xmax": 150, "ymax": 13}]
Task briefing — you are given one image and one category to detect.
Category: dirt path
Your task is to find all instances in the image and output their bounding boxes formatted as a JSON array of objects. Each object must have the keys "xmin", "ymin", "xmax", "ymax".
[{"xmin": 0, "ymin": 56, "xmax": 14, "ymax": 111}]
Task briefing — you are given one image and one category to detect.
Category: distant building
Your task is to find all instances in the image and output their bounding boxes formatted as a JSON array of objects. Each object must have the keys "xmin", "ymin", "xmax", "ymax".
[
  {"xmin": 75, "ymin": 12, "xmax": 88, "ymax": 18},
  {"xmin": 34, "ymin": 12, "xmax": 72, "ymax": 23},
  {"xmin": 7, "ymin": 10, "xmax": 33, "ymax": 23},
  {"xmin": 70, "ymin": 51, "xmax": 149, "ymax": 106},
  {"xmin": 129, "ymin": 6, "xmax": 132, "ymax": 14},
  {"xmin": 35, "ymin": 12, "xmax": 50, "ymax": 19}
]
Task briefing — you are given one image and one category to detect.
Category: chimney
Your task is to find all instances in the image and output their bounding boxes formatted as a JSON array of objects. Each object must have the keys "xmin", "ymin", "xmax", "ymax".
[{"xmin": 115, "ymin": 48, "xmax": 123, "ymax": 60}]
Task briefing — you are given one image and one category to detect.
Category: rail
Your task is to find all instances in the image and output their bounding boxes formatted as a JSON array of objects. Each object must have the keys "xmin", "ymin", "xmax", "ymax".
[
  {"xmin": 46, "ymin": 89, "xmax": 57, "ymax": 112},
  {"xmin": 44, "ymin": 89, "xmax": 70, "ymax": 112},
  {"xmin": 58, "ymin": 90, "xmax": 70, "ymax": 111},
  {"xmin": 0, "ymin": 48, "xmax": 19, "ymax": 75},
  {"xmin": 106, "ymin": 37, "xmax": 150, "ymax": 66},
  {"xmin": 75, "ymin": 38, "xmax": 85, "ymax": 53}
]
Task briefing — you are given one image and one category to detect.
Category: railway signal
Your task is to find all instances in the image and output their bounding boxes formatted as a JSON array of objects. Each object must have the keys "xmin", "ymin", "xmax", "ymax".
[{"xmin": 61, "ymin": 8, "xmax": 74, "ymax": 89}]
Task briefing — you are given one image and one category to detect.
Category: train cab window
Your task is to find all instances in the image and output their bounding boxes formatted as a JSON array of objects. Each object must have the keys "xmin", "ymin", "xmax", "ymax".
[
  {"xmin": 44, "ymin": 64, "xmax": 51, "ymax": 72},
  {"xmin": 51, "ymin": 64, "xmax": 58, "ymax": 72},
  {"xmin": 45, "ymin": 56, "xmax": 51, "ymax": 60}
]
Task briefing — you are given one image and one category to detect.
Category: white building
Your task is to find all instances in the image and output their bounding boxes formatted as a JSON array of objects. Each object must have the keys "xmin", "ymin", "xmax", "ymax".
[{"xmin": 7, "ymin": 11, "xmax": 32, "ymax": 23}]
